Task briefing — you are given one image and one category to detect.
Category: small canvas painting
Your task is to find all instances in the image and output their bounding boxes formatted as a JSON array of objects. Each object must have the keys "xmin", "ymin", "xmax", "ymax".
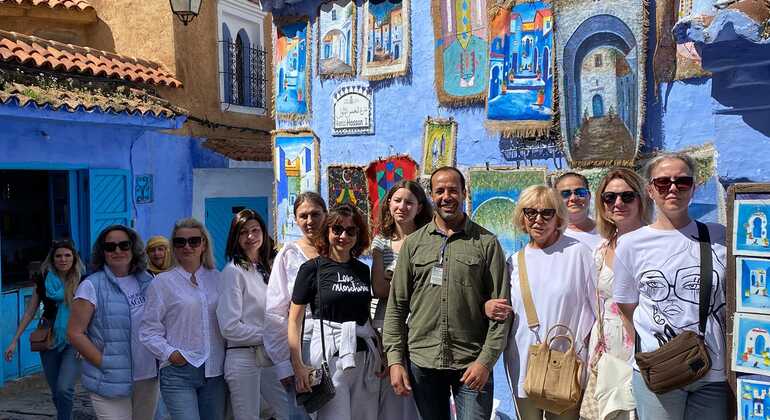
[
  {"xmin": 734, "ymin": 199, "xmax": 770, "ymax": 257},
  {"xmin": 738, "ymin": 377, "xmax": 770, "ymax": 420},
  {"xmin": 327, "ymin": 166, "xmax": 370, "ymax": 221},
  {"xmin": 361, "ymin": 0, "xmax": 411, "ymax": 80},
  {"xmin": 421, "ymin": 117, "xmax": 457, "ymax": 176},
  {"xmin": 275, "ymin": 19, "xmax": 311, "ymax": 121},
  {"xmin": 733, "ymin": 313, "xmax": 770, "ymax": 376},
  {"xmin": 737, "ymin": 257, "xmax": 770, "ymax": 315},
  {"xmin": 273, "ymin": 131, "xmax": 320, "ymax": 245},
  {"xmin": 318, "ymin": 0, "xmax": 357, "ymax": 78}
]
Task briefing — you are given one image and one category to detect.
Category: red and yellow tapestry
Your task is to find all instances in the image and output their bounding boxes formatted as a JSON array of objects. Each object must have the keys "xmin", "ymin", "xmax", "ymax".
[{"xmin": 365, "ymin": 155, "xmax": 419, "ymax": 232}]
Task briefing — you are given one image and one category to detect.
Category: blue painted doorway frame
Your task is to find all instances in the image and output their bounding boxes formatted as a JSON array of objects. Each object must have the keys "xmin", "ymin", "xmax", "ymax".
[{"xmin": 205, "ymin": 197, "xmax": 269, "ymax": 271}]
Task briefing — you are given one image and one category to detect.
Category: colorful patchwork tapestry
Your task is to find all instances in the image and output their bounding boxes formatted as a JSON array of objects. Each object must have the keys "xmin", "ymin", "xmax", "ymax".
[
  {"xmin": 555, "ymin": 0, "xmax": 647, "ymax": 167},
  {"xmin": 675, "ymin": 0, "xmax": 710, "ymax": 80},
  {"xmin": 318, "ymin": 0, "xmax": 357, "ymax": 79},
  {"xmin": 272, "ymin": 130, "xmax": 320, "ymax": 245},
  {"xmin": 274, "ymin": 18, "xmax": 312, "ymax": 121},
  {"xmin": 485, "ymin": 0, "xmax": 555, "ymax": 136},
  {"xmin": 327, "ymin": 165, "xmax": 370, "ymax": 220},
  {"xmin": 468, "ymin": 168, "xmax": 547, "ymax": 257},
  {"xmin": 361, "ymin": 0, "xmax": 411, "ymax": 80},
  {"xmin": 365, "ymin": 155, "xmax": 419, "ymax": 230},
  {"xmin": 432, "ymin": 0, "xmax": 489, "ymax": 106},
  {"xmin": 421, "ymin": 117, "xmax": 458, "ymax": 176}
]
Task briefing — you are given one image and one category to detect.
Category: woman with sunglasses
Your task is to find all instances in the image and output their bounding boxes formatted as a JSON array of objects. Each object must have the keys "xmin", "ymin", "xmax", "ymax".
[
  {"xmin": 288, "ymin": 204, "xmax": 380, "ymax": 420},
  {"xmin": 140, "ymin": 218, "xmax": 226, "ymax": 420},
  {"xmin": 370, "ymin": 180, "xmax": 431, "ymax": 419},
  {"xmin": 555, "ymin": 172, "xmax": 602, "ymax": 249},
  {"xmin": 580, "ymin": 168, "xmax": 653, "ymax": 419},
  {"xmin": 494, "ymin": 185, "xmax": 596, "ymax": 420},
  {"xmin": 4, "ymin": 240, "xmax": 84, "ymax": 420},
  {"xmin": 216, "ymin": 209, "xmax": 291, "ymax": 420},
  {"xmin": 612, "ymin": 154, "xmax": 728, "ymax": 420},
  {"xmin": 68, "ymin": 225, "xmax": 159, "ymax": 420},
  {"xmin": 265, "ymin": 192, "xmax": 327, "ymax": 419}
]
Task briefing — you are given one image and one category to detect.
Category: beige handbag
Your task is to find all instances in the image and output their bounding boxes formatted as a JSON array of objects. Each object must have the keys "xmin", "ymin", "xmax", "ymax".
[{"xmin": 518, "ymin": 250, "xmax": 583, "ymax": 415}]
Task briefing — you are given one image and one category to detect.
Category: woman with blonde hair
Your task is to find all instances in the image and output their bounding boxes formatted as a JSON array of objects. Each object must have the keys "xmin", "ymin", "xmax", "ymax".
[
  {"xmin": 140, "ymin": 218, "xmax": 226, "ymax": 420},
  {"xmin": 4, "ymin": 240, "xmax": 85, "ymax": 420},
  {"xmin": 489, "ymin": 185, "xmax": 596, "ymax": 419}
]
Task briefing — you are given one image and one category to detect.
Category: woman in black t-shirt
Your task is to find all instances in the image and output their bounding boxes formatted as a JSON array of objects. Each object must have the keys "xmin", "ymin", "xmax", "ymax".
[{"xmin": 288, "ymin": 204, "xmax": 380, "ymax": 420}]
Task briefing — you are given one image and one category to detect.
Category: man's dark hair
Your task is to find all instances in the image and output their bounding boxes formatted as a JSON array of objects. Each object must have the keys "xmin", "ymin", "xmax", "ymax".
[{"xmin": 429, "ymin": 166, "xmax": 466, "ymax": 192}]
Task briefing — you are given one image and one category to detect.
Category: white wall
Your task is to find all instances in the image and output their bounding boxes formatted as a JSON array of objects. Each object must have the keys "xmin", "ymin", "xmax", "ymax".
[{"xmin": 192, "ymin": 168, "xmax": 274, "ymax": 233}]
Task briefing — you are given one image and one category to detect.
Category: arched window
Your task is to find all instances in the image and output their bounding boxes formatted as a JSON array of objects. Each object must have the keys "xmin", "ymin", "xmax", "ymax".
[
  {"xmin": 222, "ymin": 23, "xmax": 233, "ymax": 104},
  {"xmin": 235, "ymin": 32, "xmax": 245, "ymax": 105}
]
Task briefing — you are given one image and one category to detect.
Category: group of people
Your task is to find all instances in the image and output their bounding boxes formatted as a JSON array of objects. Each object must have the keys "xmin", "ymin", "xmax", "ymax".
[{"xmin": 2, "ymin": 151, "xmax": 727, "ymax": 420}]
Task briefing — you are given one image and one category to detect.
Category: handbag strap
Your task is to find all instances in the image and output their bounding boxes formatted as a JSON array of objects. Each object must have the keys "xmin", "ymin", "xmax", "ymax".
[
  {"xmin": 696, "ymin": 221, "xmax": 712, "ymax": 336},
  {"xmin": 517, "ymin": 249, "xmax": 540, "ymax": 335}
]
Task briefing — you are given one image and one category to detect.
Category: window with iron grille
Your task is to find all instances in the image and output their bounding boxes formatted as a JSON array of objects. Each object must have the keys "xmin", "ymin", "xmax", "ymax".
[{"xmin": 220, "ymin": 27, "xmax": 267, "ymax": 110}]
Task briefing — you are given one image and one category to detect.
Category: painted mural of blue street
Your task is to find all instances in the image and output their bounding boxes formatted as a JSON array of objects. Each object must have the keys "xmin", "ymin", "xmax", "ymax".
[{"xmin": 275, "ymin": 20, "xmax": 310, "ymax": 119}]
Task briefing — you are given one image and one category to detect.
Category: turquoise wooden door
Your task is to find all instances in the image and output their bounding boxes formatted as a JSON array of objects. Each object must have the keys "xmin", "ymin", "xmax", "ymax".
[
  {"xmin": 18, "ymin": 287, "xmax": 41, "ymax": 376},
  {"xmin": 205, "ymin": 197, "xmax": 269, "ymax": 270},
  {"xmin": 88, "ymin": 169, "xmax": 131, "ymax": 252},
  {"xmin": 1, "ymin": 290, "xmax": 19, "ymax": 382}
]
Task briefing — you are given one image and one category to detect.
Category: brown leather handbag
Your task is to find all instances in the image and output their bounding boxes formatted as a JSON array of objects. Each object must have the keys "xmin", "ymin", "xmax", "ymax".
[
  {"xmin": 29, "ymin": 318, "xmax": 53, "ymax": 352},
  {"xmin": 518, "ymin": 250, "xmax": 584, "ymax": 415},
  {"xmin": 634, "ymin": 221, "xmax": 713, "ymax": 394}
]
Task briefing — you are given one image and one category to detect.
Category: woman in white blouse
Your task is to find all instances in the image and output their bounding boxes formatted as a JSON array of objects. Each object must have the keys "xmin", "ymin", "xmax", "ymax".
[
  {"xmin": 139, "ymin": 218, "xmax": 225, "ymax": 420},
  {"xmin": 264, "ymin": 192, "xmax": 327, "ymax": 418},
  {"xmin": 217, "ymin": 209, "xmax": 291, "ymax": 420},
  {"xmin": 490, "ymin": 185, "xmax": 596, "ymax": 420}
]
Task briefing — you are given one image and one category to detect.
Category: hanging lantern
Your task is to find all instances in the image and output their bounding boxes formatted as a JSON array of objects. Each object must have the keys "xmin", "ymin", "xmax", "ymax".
[{"xmin": 169, "ymin": 0, "xmax": 202, "ymax": 25}]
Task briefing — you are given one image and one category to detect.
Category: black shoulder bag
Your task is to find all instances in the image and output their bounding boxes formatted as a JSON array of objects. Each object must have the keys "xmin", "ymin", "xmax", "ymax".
[
  {"xmin": 295, "ymin": 258, "xmax": 336, "ymax": 412},
  {"xmin": 634, "ymin": 221, "xmax": 713, "ymax": 394}
]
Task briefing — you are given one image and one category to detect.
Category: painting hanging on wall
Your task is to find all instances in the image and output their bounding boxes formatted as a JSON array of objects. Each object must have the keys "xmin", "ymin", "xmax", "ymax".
[
  {"xmin": 468, "ymin": 168, "xmax": 547, "ymax": 257},
  {"xmin": 485, "ymin": 0, "xmax": 555, "ymax": 136},
  {"xmin": 674, "ymin": 0, "xmax": 710, "ymax": 80},
  {"xmin": 734, "ymin": 199, "xmax": 770, "ymax": 257},
  {"xmin": 318, "ymin": 0, "xmax": 357, "ymax": 79},
  {"xmin": 733, "ymin": 313, "xmax": 770, "ymax": 376},
  {"xmin": 272, "ymin": 130, "xmax": 320, "ymax": 245},
  {"xmin": 432, "ymin": 0, "xmax": 489, "ymax": 106},
  {"xmin": 327, "ymin": 165, "xmax": 370, "ymax": 221},
  {"xmin": 421, "ymin": 117, "xmax": 458, "ymax": 176},
  {"xmin": 737, "ymin": 256, "xmax": 770, "ymax": 315},
  {"xmin": 274, "ymin": 18, "xmax": 312, "ymax": 121},
  {"xmin": 737, "ymin": 377, "xmax": 770, "ymax": 420},
  {"xmin": 555, "ymin": 0, "xmax": 646, "ymax": 166},
  {"xmin": 365, "ymin": 155, "xmax": 418, "ymax": 231},
  {"xmin": 361, "ymin": 0, "xmax": 411, "ymax": 80}
]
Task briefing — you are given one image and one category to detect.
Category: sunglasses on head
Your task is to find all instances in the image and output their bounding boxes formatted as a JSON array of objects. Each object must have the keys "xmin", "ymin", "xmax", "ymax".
[
  {"xmin": 172, "ymin": 236, "xmax": 203, "ymax": 249},
  {"xmin": 331, "ymin": 224, "xmax": 358, "ymax": 237},
  {"xmin": 601, "ymin": 191, "xmax": 638, "ymax": 204},
  {"xmin": 559, "ymin": 188, "xmax": 590, "ymax": 199},
  {"xmin": 103, "ymin": 241, "xmax": 131, "ymax": 253},
  {"xmin": 522, "ymin": 208, "xmax": 556, "ymax": 222},
  {"xmin": 650, "ymin": 176, "xmax": 694, "ymax": 194}
]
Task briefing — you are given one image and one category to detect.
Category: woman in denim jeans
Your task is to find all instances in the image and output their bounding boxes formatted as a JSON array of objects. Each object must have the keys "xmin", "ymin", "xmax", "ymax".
[
  {"xmin": 140, "ymin": 218, "xmax": 226, "ymax": 420},
  {"xmin": 4, "ymin": 240, "xmax": 85, "ymax": 420}
]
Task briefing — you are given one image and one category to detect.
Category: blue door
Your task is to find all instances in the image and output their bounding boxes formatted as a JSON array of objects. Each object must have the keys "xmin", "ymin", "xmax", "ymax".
[
  {"xmin": 87, "ymin": 169, "xmax": 131, "ymax": 254},
  {"xmin": 205, "ymin": 197, "xmax": 269, "ymax": 270},
  {"xmin": 18, "ymin": 288, "xmax": 41, "ymax": 376},
  {"xmin": 1, "ymin": 290, "xmax": 18, "ymax": 382},
  {"xmin": 592, "ymin": 94, "xmax": 605, "ymax": 118}
]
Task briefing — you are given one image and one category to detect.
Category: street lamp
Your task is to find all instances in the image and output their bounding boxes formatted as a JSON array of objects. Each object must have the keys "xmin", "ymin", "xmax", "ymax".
[{"xmin": 169, "ymin": 0, "xmax": 202, "ymax": 25}]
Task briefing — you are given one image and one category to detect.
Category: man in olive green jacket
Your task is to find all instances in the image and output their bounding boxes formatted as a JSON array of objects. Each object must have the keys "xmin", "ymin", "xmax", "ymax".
[{"xmin": 383, "ymin": 166, "xmax": 512, "ymax": 420}]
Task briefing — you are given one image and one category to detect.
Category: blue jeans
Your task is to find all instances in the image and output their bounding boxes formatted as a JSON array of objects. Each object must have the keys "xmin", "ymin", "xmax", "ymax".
[
  {"xmin": 409, "ymin": 363, "xmax": 493, "ymax": 420},
  {"xmin": 632, "ymin": 371, "xmax": 730, "ymax": 420},
  {"xmin": 40, "ymin": 344, "xmax": 80, "ymax": 420},
  {"xmin": 160, "ymin": 364, "xmax": 226, "ymax": 420}
]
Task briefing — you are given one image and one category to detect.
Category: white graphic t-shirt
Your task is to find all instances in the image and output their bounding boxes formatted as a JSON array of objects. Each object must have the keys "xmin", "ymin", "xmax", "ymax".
[{"xmin": 613, "ymin": 221, "xmax": 727, "ymax": 382}]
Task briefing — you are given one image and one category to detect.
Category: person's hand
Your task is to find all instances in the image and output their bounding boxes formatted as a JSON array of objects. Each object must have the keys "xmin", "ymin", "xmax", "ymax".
[
  {"xmin": 484, "ymin": 298, "xmax": 513, "ymax": 321},
  {"xmin": 390, "ymin": 364, "xmax": 412, "ymax": 396},
  {"xmin": 293, "ymin": 363, "xmax": 312, "ymax": 394},
  {"xmin": 3, "ymin": 342, "xmax": 16, "ymax": 361},
  {"xmin": 280, "ymin": 376, "xmax": 294, "ymax": 387},
  {"xmin": 460, "ymin": 361, "xmax": 490, "ymax": 391},
  {"xmin": 169, "ymin": 351, "xmax": 187, "ymax": 366}
]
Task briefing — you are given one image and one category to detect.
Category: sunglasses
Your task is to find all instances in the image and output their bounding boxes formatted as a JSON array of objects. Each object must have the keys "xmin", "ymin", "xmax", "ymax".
[
  {"xmin": 331, "ymin": 224, "xmax": 358, "ymax": 237},
  {"xmin": 522, "ymin": 208, "xmax": 557, "ymax": 222},
  {"xmin": 650, "ymin": 176, "xmax": 694, "ymax": 194},
  {"xmin": 601, "ymin": 191, "xmax": 638, "ymax": 204},
  {"xmin": 103, "ymin": 241, "xmax": 132, "ymax": 252},
  {"xmin": 172, "ymin": 236, "xmax": 203, "ymax": 249},
  {"xmin": 559, "ymin": 188, "xmax": 590, "ymax": 199}
]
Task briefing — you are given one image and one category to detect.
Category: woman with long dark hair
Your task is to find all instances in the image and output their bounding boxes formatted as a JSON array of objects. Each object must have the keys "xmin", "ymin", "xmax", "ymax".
[
  {"xmin": 217, "ymin": 209, "xmax": 291, "ymax": 419},
  {"xmin": 68, "ymin": 225, "xmax": 158, "ymax": 419},
  {"xmin": 4, "ymin": 240, "xmax": 85, "ymax": 420}
]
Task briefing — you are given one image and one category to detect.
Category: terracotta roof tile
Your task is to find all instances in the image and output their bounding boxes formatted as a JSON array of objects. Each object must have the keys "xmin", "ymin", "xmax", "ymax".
[
  {"xmin": 203, "ymin": 138, "xmax": 271, "ymax": 161},
  {"xmin": 0, "ymin": 30, "xmax": 182, "ymax": 87},
  {"xmin": 0, "ymin": 0, "xmax": 94, "ymax": 11}
]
